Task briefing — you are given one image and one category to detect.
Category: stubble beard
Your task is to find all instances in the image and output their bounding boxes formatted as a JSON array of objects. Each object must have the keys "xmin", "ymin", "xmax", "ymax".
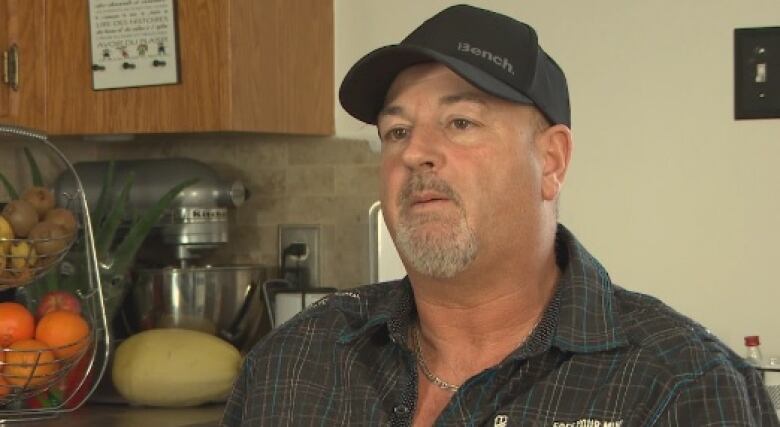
[{"xmin": 394, "ymin": 174, "xmax": 478, "ymax": 279}]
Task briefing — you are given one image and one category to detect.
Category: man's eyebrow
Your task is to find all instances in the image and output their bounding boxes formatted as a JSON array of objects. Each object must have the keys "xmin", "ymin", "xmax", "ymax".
[
  {"xmin": 378, "ymin": 104, "xmax": 404, "ymax": 120},
  {"xmin": 378, "ymin": 91, "xmax": 488, "ymax": 121},
  {"xmin": 439, "ymin": 91, "xmax": 489, "ymax": 106}
]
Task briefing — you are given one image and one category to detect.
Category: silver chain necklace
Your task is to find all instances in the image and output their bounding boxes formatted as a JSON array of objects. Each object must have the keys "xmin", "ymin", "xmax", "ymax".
[
  {"xmin": 412, "ymin": 317, "xmax": 542, "ymax": 393},
  {"xmin": 413, "ymin": 324, "xmax": 460, "ymax": 392}
]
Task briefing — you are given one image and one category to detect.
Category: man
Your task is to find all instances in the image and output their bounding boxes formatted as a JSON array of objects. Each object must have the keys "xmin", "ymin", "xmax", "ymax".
[{"xmin": 223, "ymin": 5, "xmax": 778, "ymax": 426}]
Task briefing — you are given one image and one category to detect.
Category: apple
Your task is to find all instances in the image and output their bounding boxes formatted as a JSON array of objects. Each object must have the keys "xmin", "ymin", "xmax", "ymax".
[{"xmin": 36, "ymin": 290, "xmax": 82, "ymax": 318}]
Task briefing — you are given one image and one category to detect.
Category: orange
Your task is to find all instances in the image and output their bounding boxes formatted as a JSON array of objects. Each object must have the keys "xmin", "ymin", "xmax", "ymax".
[
  {"xmin": 0, "ymin": 302, "xmax": 35, "ymax": 346},
  {"xmin": 3, "ymin": 339, "xmax": 58, "ymax": 387},
  {"xmin": 35, "ymin": 310, "xmax": 90, "ymax": 360}
]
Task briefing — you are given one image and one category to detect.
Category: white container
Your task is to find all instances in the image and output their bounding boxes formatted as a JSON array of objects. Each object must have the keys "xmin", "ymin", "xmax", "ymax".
[{"xmin": 763, "ymin": 357, "xmax": 780, "ymax": 410}]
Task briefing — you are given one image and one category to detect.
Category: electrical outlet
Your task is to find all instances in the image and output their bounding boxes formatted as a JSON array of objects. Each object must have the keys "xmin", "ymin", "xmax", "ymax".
[{"xmin": 279, "ymin": 224, "xmax": 321, "ymax": 288}]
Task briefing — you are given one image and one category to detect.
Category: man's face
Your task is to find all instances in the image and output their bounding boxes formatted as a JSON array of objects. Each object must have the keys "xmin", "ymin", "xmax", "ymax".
[{"xmin": 377, "ymin": 63, "xmax": 547, "ymax": 279}]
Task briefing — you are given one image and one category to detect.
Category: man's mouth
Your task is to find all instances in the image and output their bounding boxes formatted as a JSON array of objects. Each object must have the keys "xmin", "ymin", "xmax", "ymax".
[
  {"xmin": 396, "ymin": 174, "xmax": 462, "ymax": 216},
  {"xmin": 409, "ymin": 192, "xmax": 451, "ymax": 208}
]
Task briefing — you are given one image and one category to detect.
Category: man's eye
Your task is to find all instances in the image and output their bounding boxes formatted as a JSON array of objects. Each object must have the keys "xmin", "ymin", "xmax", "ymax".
[
  {"xmin": 383, "ymin": 127, "xmax": 409, "ymax": 141},
  {"xmin": 451, "ymin": 118, "xmax": 474, "ymax": 130}
]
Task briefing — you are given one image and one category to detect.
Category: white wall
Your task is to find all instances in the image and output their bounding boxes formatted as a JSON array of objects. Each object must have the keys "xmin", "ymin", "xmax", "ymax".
[{"xmin": 335, "ymin": 1, "xmax": 780, "ymax": 357}]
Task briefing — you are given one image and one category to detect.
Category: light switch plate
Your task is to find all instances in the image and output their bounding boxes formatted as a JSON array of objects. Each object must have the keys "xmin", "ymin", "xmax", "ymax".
[
  {"xmin": 735, "ymin": 26, "xmax": 780, "ymax": 119},
  {"xmin": 279, "ymin": 224, "xmax": 320, "ymax": 287}
]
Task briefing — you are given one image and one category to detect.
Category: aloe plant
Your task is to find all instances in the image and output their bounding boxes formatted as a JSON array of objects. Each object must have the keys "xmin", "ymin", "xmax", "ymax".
[
  {"xmin": 68, "ymin": 161, "xmax": 196, "ymax": 319},
  {"xmin": 0, "ymin": 147, "xmax": 43, "ymax": 199},
  {"xmin": 94, "ymin": 171, "xmax": 133, "ymax": 262},
  {"xmin": 19, "ymin": 155, "xmax": 196, "ymax": 321},
  {"xmin": 0, "ymin": 172, "xmax": 18, "ymax": 199},
  {"xmin": 23, "ymin": 147, "xmax": 43, "ymax": 187}
]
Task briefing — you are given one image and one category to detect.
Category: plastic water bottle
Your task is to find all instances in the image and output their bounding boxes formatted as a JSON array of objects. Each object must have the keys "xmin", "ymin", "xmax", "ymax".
[{"xmin": 744, "ymin": 335, "xmax": 764, "ymax": 367}]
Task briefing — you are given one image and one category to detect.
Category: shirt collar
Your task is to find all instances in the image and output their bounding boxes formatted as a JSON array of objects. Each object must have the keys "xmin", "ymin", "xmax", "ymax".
[
  {"xmin": 335, "ymin": 279, "xmax": 413, "ymax": 345},
  {"xmin": 338, "ymin": 224, "xmax": 629, "ymax": 353},
  {"xmin": 551, "ymin": 224, "xmax": 629, "ymax": 353}
]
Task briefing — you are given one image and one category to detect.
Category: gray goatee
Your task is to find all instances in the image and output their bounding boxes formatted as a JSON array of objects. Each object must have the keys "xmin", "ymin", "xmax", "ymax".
[{"xmin": 394, "ymin": 174, "xmax": 477, "ymax": 278}]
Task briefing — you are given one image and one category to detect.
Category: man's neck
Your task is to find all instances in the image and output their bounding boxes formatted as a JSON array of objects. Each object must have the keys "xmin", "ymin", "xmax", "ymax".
[{"xmin": 408, "ymin": 247, "xmax": 560, "ymax": 383}]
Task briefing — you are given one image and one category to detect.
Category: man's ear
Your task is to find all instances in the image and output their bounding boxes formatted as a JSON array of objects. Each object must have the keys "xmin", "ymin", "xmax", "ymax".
[{"xmin": 538, "ymin": 124, "xmax": 573, "ymax": 201}]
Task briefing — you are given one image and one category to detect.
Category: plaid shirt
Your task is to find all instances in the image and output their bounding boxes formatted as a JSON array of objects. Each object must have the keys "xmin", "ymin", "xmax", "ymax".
[{"xmin": 222, "ymin": 225, "xmax": 778, "ymax": 426}]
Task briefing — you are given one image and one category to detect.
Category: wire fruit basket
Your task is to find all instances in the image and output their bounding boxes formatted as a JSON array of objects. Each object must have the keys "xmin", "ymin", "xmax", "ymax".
[
  {"xmin": 0, "ymin": 333, "xmax": 91, "ymax": 401},
  {"xmin": 0, "ymin": 125, "xmax": 109, "ymax": 423}
]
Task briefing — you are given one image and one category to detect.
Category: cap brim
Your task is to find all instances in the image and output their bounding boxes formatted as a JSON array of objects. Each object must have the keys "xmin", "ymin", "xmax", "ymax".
[{"xmin": 339, "ymin": 45, "xmax": 535, "ymax": 125}]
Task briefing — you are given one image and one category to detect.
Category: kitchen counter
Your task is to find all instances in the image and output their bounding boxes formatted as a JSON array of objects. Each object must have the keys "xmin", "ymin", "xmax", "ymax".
[
  {"xmin": 23, "ymin": 403, "xmax": 224, "ymax": 427},
  {"xmin": 14, "ymin": 402, "xmax": 776, "ymax": 425}
]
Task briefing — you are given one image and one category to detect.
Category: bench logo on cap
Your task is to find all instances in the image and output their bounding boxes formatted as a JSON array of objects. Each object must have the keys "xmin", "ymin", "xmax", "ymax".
[{"xmin": 457, "ymin": 42, "xmax": 515, "ymax": 75}]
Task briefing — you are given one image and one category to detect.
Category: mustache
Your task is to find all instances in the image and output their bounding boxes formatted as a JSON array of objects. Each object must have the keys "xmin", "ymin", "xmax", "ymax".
[{"xmin": 398, "ymin": 174, "xmax": 462, "ymax": 211}]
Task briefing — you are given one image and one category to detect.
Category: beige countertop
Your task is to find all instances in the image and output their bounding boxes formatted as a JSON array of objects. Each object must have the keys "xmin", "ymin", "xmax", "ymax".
[{"xmin": 13, "ymin": 403, "xmax": 224, "ymax": 427}]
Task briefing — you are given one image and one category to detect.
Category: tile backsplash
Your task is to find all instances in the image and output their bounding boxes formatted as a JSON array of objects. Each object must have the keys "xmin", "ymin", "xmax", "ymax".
[{"xmin": 5, "ymin": 133, "xmax": 380, "ymax": 289}]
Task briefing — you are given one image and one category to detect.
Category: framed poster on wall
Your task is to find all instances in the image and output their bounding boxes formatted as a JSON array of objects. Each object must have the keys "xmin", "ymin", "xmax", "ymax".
[{"xmin": 88, "ymin": 0, "xmax": 180, "ymax": 90}]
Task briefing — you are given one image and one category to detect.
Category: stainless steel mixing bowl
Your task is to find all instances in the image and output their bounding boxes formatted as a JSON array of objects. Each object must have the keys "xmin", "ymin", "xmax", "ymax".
[{"xmin": 127, "ymin": 264, "xmax": 270, "ymax": 353}]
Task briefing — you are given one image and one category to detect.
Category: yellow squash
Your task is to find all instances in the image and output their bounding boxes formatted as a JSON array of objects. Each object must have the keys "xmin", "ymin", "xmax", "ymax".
[{"xmin": 112, "ymin": 328, "xmax": 241, "ymax": 407}]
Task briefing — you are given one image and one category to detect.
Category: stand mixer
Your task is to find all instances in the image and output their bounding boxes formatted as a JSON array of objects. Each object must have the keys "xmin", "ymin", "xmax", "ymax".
[
  {"xmin": 55, "ymin": 158, "xmax": 270, "ymax": 353},
  {"xmin": 55, "ymin": 157, "xmax": 247, "ymax": 266}
]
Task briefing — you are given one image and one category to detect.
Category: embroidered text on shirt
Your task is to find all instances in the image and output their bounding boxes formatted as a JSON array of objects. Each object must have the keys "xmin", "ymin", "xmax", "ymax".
[{"xmin": 552, "ymin": 419, "xmax": 623, "ymax": 427}]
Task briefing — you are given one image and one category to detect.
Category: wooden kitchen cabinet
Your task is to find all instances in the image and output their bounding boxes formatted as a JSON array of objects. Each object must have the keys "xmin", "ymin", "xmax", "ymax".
[
  {"xmin": 1, "ymin": 0, "xmax": 334, "ymax": 135},
  {"xmin": 0, "ymin": 0, "xmax": 47, "ymax": 131}
]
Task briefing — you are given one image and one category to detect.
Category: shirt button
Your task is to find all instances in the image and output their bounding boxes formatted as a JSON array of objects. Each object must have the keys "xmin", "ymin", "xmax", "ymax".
[{"xmin": 393, "ymin": 405, "xmax": 410, "ymax": 415}]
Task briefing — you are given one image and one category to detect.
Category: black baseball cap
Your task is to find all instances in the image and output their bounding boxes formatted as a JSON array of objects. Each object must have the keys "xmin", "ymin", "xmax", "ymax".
[{"xmin": 339, "ymin": 4, "xmax": 570, "ymax": 127}]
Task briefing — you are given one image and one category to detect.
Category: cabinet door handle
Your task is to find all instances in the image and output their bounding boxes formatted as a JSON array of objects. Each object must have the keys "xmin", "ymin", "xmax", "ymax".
[{"xmin": 2, "ymin": 44, "xmax": 19, "ymax": 91}]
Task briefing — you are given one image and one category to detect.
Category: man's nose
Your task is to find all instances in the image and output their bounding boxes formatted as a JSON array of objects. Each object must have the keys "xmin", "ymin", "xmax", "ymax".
[{"xmin": 400, "ymin": 125, "xmax": 445, "ymax": 172}]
